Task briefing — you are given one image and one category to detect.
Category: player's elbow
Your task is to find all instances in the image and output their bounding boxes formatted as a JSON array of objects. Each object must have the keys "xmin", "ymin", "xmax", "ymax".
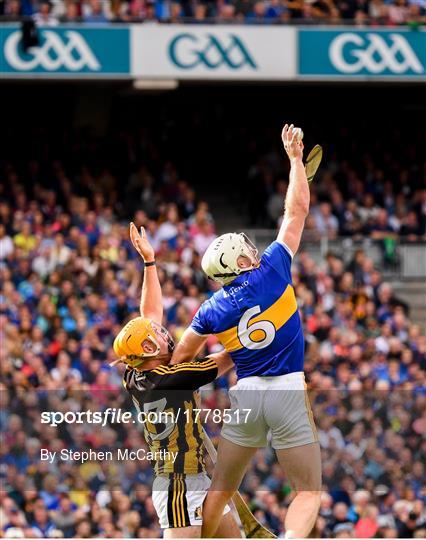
[
  {"xmin": 296, "ymin": 196, "xmax": 310, "ymax": 216},
  {"xmin": 299, "ymin": 204, "xmax": 310, "ymax": 218},
  {"xmin": 287, "ymin": 201, "xmax": 309, "ymax": 219},
  {"xmin": 170, "ymin": 345, "xmax": 193, "ymax": 365},
  {"xmin": 141, "ymin": 308, "xmax": 163, "ymax": 326}
]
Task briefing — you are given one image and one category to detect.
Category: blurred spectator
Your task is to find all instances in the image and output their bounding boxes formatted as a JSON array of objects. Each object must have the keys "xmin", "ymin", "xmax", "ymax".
[
  {"xmin": 82, "ymin": 0, "xmax": 111, "ymax": 22},
  {"xmin": 60, "ymin": 1, "xmax": 82, "ymax": 22},
  {"xmin": 2, "ymin": 0, "xmax": 22, "ymax": 20},
  {"xmin": 193, "ymin": 219, "xmax": 216, "ymax": 255},
  {"xmin": 388, "ymin": 0, "xmax": 410, "ymax": 22},
  {"xmin": 314, "ymin": 202, "xmax": 339, "ymax": 239},
  {"xmin": 267, "ymin": 179, "xmax": 287, "ymax": 225},
  {"xmin": 33, "ymin": 0, "xmax": 59, "ymax": 25},
  {"xmin": 0, "ymin": 224, "xmax": 14, "ymax": 260}
]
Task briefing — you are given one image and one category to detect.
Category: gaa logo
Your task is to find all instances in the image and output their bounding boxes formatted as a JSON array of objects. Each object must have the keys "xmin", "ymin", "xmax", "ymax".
[
  {"xmin": 329, "ymin": 33, "xmax": 423, "ymax": 75},
  {"xmin": 4, "ymin": 30, "xmax": 100, "ymax": 72},
  {"xmin": 168, "ymin": 33, "xmax": 257, "ymax": 70}
]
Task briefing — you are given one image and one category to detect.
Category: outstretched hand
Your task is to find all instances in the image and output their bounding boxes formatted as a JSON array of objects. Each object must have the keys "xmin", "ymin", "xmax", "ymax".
[
  {"xmin": 281, "ymin": 124, "xmax": 304, "ymax": 161},
  {"xmin": 130, "ymin": 222, "xmax": 155, "ymax": 262}
]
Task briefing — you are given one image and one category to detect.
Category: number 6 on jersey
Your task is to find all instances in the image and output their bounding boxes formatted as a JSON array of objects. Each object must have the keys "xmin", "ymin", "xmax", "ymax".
[{"xmin": 238, "ymin": 305, "xmax": 276, "ymax": 350}]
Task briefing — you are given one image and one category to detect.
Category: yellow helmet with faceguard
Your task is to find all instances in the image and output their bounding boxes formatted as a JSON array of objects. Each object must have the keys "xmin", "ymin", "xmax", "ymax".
[{"xmin": 113, "ymin": 317, "xmax": 174, "ymax": 368}]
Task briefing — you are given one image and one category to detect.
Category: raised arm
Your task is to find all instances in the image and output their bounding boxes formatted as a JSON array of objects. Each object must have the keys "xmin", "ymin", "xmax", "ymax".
[
  {"xmin": 277, "ymin": 124, "xmax": 310, "ymax": 256},
  {"xmin": 129, "ymin": 221, "xmax": 163, "ymax": 325}
]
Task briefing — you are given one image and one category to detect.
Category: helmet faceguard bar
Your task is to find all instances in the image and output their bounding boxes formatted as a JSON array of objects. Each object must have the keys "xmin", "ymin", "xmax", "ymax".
[
  {"xmin": 135, "ymin": 321, "xmax": 175, "ymax": 358},
  {"xmin": 152, "ymin": 321, "xmax": 175, "ymax": 355},
  {"xmin": 240, "ymin": 233, "xmax": 259, "ymax": 265},
  {"xmin": 211, "ymin": 234, "xmax": 258, "ymax": 280}
]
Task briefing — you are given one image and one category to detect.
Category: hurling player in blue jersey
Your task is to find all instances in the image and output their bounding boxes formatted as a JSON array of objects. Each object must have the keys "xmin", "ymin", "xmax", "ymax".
[{"xmin": 172, "ymin": 125, "xmax": 321, "ymax": 538}]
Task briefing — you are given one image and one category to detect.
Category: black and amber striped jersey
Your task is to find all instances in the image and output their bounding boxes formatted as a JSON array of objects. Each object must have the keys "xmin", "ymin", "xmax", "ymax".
[{"xmin": 123, "ymin": 358, "xmax": 218, "ymax": 475}]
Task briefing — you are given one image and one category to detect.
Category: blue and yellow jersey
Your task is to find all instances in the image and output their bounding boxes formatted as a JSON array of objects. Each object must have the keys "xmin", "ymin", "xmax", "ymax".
[{"xmin": 191, "ymin": 241, "xmax": 304, "ymax": 379}]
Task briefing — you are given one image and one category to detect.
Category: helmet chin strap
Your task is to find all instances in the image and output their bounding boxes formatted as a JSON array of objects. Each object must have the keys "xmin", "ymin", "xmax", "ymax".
[
  {"xmin": 213, "ymin": 271, "xmax": 240, "ymax": 279},
  {"xmin": 134, "ymin": 354, "xmax": 171, "ymax": 371},
  {"xmin": 116, "ymin": 352, "xmax": 172, "ymax": 371},
  {"xmin": 213, "ymin": 266, "xmax": 255, "ymax": 279}
]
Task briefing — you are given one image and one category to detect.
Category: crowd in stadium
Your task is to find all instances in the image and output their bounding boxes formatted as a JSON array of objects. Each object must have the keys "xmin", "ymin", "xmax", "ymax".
[
  {"xmin": 1, "ymin": 0, "xmax": 426, "ymax": 25},
  {"xmin": 1, "ymin": 123, "xmax": 425, "ymax": 539}
]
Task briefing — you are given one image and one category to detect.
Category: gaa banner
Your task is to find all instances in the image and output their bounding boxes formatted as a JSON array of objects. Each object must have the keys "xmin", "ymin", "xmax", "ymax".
[
  {"xmin": 0, "ymin": 25, "xmax": 130, "ymax": 76},
  {"xmin": 299, "ymin": 29, "xmax": 426, "ymax": 79},
  {"xmin": 131, "ymin": 25, "xmax": 296, "ymax": 80},
  {"xmin": 2, "ymin": 24, "xmax": 425, "ymax": 80}
]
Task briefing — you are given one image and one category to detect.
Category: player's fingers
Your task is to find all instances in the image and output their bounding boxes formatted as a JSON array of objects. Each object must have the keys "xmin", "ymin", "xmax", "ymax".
[
  {"xmin": 140, "ymin": 226, "xmax": 146, "ymax": 239},
  {"xmin": 130, "ymin": 223, "xmax": 143, "ymax": 251},
  {"xmin": 284, "ymin": 125, "xmax": 292, "ymax": 147},
  {"xmin": 287, "ymin": 125, "xmax": 295, "ymax": 145},
  {"xmin": 282, "ymin": 124, "xmax": 288, "ymax": 141}
]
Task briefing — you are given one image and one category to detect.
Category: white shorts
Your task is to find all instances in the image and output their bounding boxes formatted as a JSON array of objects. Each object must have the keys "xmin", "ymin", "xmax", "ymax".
[
  {"xmin": 221, "ymin": 371, "xmax": 318, "ymax": 450},
  {"xmin": 152, "ymin": 473, "xmax": 230, "ymax": 529}
]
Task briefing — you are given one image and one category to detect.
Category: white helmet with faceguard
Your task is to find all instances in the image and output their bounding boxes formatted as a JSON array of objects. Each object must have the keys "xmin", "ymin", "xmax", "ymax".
[{"xmin": 201, "ymin": 233, "xmax": 259, "ymax": 285}]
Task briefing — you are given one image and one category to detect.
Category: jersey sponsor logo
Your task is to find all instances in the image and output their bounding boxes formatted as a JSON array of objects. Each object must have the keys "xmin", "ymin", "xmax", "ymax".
[
  {"xmin": 4, "ymin": 30, "xmax": 101, "ymax": 72},
  {"xmin": 329, "ymin": 33, "xmax": 423, "ymax": 75},
  {"xmin": 168, "ymin": 33, "xmax": 257, "ymax": 70},
  {"xmin": 226, "ymin": 280, "xmax": 249, "ymax": 297}
]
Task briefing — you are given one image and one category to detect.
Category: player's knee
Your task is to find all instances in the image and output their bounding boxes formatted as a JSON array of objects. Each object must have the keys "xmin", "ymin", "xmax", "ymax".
[
  {"xmin": 221, "ymin": 489, "xmax": 236, "ymax": 502},
  {"xmin": 207, "ymin": 487, "xmax": 235, "ymax": 505},
  {"xmin": 298, "ymin": 490, "xmax": 321, "ymax": 509}
]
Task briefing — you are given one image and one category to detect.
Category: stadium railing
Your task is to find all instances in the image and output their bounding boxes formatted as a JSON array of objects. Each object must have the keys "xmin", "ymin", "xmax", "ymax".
[{"xmin": 245, "ymin": 230, "xmax": 426, "ymax": 279}]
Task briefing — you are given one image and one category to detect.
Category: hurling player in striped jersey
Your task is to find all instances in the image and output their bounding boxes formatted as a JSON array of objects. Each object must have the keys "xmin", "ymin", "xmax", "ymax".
[
  {"xmin": 172, "ymin": 125, "xmax": 322, "ymax": 538},
  {"xmin": 113, "ymin": 223, "xmax": 240, "ymax": 538}
]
